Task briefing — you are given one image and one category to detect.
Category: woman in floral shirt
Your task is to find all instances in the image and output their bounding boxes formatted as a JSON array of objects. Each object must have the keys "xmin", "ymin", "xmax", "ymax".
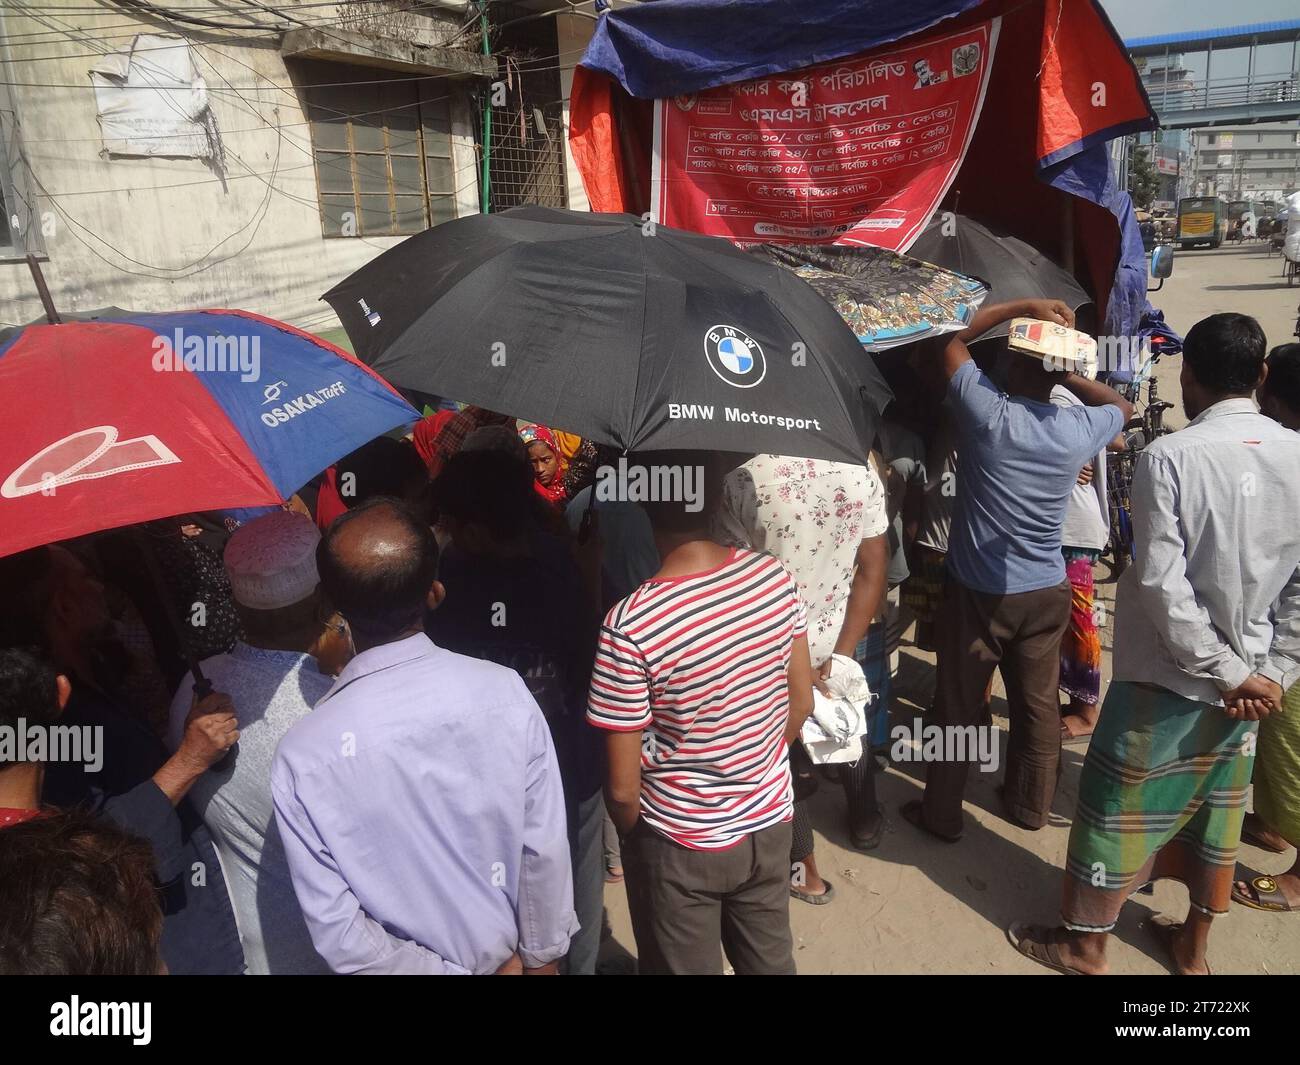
[{"xmin": 713, "ymin": 454, "xmax": 890, "ymax": 905}]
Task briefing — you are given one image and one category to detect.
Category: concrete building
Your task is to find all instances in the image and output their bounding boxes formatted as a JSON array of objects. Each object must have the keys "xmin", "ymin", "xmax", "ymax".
[
  {"xmin": 1134, "ymin": 53, "xmax": 1195, "ymax": 206},
  {"xmin": 1190, "ymin": 121, "xmax": 1300, "ymax": 203},
  {"xmin": 0, "ymin": 1, "xmax": 597, "ymax": 336}
]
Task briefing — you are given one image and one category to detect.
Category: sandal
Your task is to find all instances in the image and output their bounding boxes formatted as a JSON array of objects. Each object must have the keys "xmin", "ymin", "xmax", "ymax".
[
  {"xmin": 1146, "ymin": 915, "xmax": 1213, "ymax": 975},
  {"xmin": 900, "ymin": 799, "xmax": 962, "ymax": 843},
  {"xmin": 1231, "ymin": 874, "xmax": 1298, "ymax": 914},
  {"xmin": 848, "ymin": 810, "xmax": 885, "ymax": 851},
  {"xmin": 790, "ymin": 876, "xmax": 836, "ymax": 906},
  {"xmin": 1060, "ymin": 717, "xmax": 1095, "ymax": 745},
  {"xmin": 1006, "ymin": 922, "xmax": 1085, "ymax": 975}
]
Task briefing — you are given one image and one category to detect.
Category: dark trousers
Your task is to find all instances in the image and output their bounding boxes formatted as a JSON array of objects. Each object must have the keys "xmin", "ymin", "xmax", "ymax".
[
  {"xmin": 789, "ymin": 749, "xmax": 877, "ymax": 861},
  {"xmin": 622, "ymin": 820, "xmax": 796, "ymax": 975},
  {"xmin": 922, "ymin": 576, "xmax": 1071, "ymax": 837}
]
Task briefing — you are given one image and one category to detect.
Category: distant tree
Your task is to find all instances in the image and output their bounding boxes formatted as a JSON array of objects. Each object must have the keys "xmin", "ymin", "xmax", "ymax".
[{"xmin": 1127, "ymin": 143, "xmax": 1160, "ymax": 210}]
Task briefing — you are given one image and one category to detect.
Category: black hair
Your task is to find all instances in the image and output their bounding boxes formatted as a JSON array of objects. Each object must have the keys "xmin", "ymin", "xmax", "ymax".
[
  {"xmin": 317, "ymin": 497, "xmax": 439, "ymax": 642},
  {"xmin": 1183, "ymin": 313, "xmax": 1266, "ymax": 395},
  {"xmin": 0, "ymin": 546, "xmax": 54, "ymax": 654},
  {"xmin": 0, "ymin": 810, "xmax": 163, "ymax": 975},
  {"xmin": 0, "ymin": 647, "xmax": 61, "ymax": 743},
  {"xmin": 432, "ymin": 449, "xmax": 535, "ymax": 540},
  {"xmin": 627, "ymin": 450, "xmax": 726, "ymax": 534},
  {"xmin": 1264, "ymin": 344, "xmax": 1300, "ymax": 414},
  {"xmin": 336, "ymin": 436, "xmax": 428, "ymax": 509}
]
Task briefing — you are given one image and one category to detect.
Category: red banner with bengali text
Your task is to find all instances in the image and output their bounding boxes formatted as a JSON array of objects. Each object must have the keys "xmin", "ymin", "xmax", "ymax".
[{"xmin": 651, "ymin": 19, "xmax": 999, "ymax": 251}]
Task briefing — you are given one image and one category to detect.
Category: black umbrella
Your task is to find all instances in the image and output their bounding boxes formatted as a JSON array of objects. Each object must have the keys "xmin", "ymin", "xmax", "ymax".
[
  {"xmin": 323, "ymin": 207, "xmax": 891, "ymax": 465},
  {"xmin": 908, "ymin": 214, "xmax": 1093, "ymax": 340}
]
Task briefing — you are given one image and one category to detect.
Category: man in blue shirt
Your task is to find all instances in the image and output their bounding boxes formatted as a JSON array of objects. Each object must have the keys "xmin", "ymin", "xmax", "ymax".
[{"xmin": 902, "ymin": 300, "xmax": 1131, "ymax": 842}]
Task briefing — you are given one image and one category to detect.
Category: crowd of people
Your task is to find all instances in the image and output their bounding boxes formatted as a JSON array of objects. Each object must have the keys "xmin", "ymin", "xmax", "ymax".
[{"xmin": 1, "ymin": 299, "xmax": 1298, "ymax": 976}]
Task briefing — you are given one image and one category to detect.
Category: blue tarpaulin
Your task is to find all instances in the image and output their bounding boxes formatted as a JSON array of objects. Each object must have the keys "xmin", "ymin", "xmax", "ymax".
[
  {"xmin": 1043, "ymin": 146, "xmax": 1151, "ymax": 341},
  {"xmin": 581, "ymin": 0, "xmax": 984, "ymax": 99}
]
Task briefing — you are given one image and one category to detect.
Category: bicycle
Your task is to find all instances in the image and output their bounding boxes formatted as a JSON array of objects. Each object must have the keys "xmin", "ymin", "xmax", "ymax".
[{"xmin": 1103, "ymin": 334, "xmax": 1177, "ymax": 577}]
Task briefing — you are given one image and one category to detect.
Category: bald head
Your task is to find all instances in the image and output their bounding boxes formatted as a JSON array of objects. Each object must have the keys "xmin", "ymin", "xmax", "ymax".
[{"xmin": 317, "ymin": 498, "xmax": 439, "ymax": 645}]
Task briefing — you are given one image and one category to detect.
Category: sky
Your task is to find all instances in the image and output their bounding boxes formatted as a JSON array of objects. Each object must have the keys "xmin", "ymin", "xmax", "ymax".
[
  {"xmin": 1100, "ymin": 0, "xmax": 1299, "ymax": 39},
  {"xmin": 1101, "ymin": 0, "xmax": 1300, "ymax": 80}
]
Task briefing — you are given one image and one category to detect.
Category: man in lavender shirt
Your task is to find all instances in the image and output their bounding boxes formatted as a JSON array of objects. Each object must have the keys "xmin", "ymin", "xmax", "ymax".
[{"xmin": 271, "ymin": 498, "xmax": 577, "ymax": 974}]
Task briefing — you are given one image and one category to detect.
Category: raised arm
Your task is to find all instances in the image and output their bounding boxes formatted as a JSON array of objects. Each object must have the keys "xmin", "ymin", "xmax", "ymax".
[
  {"xmin": 937, "ymin": 298, "xmax": 1075, "ymax": 382},
  {"xmin": 1059, "ymin": 370, "xmax": 1134, "ymax": 424}
]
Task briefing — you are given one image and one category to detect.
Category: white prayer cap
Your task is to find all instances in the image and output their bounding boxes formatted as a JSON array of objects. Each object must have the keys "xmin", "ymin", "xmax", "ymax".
[{"xmin": 224, "ymin": 510, "xmax": 320, "ymax": 610}]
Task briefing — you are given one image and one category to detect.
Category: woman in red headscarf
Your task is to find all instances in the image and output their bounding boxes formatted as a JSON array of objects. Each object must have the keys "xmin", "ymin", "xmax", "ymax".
[{"xmin": 518, "ymin": 424, "xmax": 569, "ymax": 508}]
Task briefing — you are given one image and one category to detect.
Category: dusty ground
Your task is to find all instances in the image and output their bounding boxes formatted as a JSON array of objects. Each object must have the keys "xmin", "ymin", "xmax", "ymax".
[{"xmin": 597, "ymin": 238, "xmax": 1300, "ymax": 975}]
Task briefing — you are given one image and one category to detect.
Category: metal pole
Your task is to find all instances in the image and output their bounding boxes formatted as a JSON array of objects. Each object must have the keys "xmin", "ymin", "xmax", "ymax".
[
  {"xmin": 25, "ymin": 254, "xmax": 59, "ymax": 324},
  {"xmin": 1247, "ymin": 37, "xmax": 1255, "ymax": 104},
  {"xmin": 1204, "ymin": 41, "xmax": 1213, "ymax": 108},
  {"xmin": 479, "ymin": 1, "xmax": 492, "ymax": 214}
]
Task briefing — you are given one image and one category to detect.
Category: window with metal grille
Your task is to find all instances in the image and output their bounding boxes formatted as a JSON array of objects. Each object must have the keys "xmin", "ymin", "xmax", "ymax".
[
  {"xmin": 296, "ymin": 60, "xmax": 464, "ymax": 237},
  {"xmin": 487, "ymin": 11, "xmax": 567, "ymax": 212}
]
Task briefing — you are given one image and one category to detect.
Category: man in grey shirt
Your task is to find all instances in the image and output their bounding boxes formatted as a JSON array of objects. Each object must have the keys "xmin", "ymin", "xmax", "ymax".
[
  {"xmin": 1011, "ymin": 313, "xmax": 1300, "ymax": 976},
  {"xmin": 168, "ymin": 511, "xmax": 335, "ymax": 974}
]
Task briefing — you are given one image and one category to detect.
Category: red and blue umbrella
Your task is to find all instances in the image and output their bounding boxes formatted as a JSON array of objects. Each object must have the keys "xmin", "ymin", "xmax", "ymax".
[{"xmin": 0, "ymin": 308, "xmax": 417, "ymax": 558}]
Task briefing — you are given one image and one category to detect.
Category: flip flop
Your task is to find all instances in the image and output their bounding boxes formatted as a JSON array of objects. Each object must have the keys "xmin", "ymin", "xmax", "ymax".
[
  {"xmin": 1231, "ymin": 875, "xmax": 1298, "ymax": 914},
  {"xmin": 1146, "ymin": 915, "xmax": 1213, "ymax": 975},
  {"xmin": 900, "ymin": 799, "xmax": 962, "ymax": 843},
  {"xmin": 1006, "ymin": 922, "xmax": 1085, "ymax": 975},
  {"xmin": 1060, "ymin": 719, "xmax": 1094, "ymax": 746},
  {"xmin": 790, "ymin": 876, "xmax": 836, "ymax": 906}
]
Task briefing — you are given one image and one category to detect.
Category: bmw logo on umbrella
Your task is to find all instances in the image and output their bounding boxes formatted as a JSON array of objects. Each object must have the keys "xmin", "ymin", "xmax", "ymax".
[{"xmin": 705, "ymin": 325, "xmax": 766, "ymax": 388}]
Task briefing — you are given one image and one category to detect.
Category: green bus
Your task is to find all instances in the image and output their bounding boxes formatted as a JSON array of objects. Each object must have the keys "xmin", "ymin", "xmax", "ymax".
[{"xmin": 1177, "ymin": 196, "xmax": 1228, "ymax": 249}]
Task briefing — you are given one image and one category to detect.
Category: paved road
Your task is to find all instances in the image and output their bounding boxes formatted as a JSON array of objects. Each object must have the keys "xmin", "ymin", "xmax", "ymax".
[
  {"xmin": 596, "ymin": 238, "xmax": 1300, "ymax": 974},
  {"xmin": 1145, "ymin": 239, "xmax": 1298, "ymax": 431}
]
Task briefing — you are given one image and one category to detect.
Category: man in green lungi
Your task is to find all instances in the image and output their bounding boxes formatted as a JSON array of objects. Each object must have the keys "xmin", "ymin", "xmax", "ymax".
[{"xmin": 1010, "ymin": 313, "xmax": 1300, "ymax": 974}]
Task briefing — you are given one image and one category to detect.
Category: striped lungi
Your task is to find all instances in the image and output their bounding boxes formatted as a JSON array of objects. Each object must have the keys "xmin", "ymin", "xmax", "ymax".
[{"xmin": 1062, "ymin": 680, "xmax": 1255, "ymax": 932}]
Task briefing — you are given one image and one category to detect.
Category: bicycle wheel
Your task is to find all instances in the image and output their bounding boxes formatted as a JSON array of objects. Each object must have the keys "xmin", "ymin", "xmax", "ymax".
[{"xmin": 1106, "ymin": 451, "xmax": 1135, "ymax": 575}]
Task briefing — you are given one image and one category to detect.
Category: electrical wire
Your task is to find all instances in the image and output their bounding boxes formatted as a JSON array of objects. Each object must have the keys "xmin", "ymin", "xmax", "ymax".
[{"xmin": 0, "ymin": 0, "xmax": 586, "ymax": 281}]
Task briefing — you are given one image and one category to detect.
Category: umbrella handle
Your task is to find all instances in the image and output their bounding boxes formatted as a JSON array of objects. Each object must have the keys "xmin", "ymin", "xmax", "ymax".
[
  {"xmin": 133, "ymin": 525, "xmax": 237, "ymax": 774},
  {"xmin": 195, "ymin": 668, "xmax": 237, "ymax": 774},
  {"xmin": 577, "ymin": 477, "xmax": 599, "ymax": 545}
]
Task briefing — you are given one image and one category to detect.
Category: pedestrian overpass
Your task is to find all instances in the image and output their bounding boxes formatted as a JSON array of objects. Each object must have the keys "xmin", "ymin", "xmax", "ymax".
[{"xmin": 1126, "ymin": 19, "xmax": 1300, "ymax": 129}]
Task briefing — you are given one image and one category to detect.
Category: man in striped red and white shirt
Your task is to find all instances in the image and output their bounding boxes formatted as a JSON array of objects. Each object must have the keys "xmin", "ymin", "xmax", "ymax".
[{"xmin": 587, "ymin": 452, "xmax": 814, "ymax": 975}]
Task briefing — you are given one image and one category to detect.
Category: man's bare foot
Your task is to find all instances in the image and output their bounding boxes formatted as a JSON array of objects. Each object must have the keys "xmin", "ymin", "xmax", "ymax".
[
  {"xmin": 1233, "ymin": 870, "xmax": 1300, "ymax": 912},
  {"xmin": 1008, "ymin": 923, "xmax": 1108, "ymax": 975},
  {"xmin": 1242, "ymin": 812, "xmax": 1291, "ymax": 853},
  {"xmin": 1148, "ymin": 916, "xmax": 1211, "ymax": 975},
  {"xmin": 1060, "ymin": 700, "xmax": 1100, "ymax": 740}
]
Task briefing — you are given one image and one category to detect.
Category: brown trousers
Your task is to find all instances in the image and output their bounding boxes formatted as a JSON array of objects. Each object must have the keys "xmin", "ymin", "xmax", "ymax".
[
  {"xmin": 921, "ymin": 576, "xmax": 1071, "ymax": 837},
  {"xmin": 622, "ymin": 819, "xmax": 795, "ymax": 975}
]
